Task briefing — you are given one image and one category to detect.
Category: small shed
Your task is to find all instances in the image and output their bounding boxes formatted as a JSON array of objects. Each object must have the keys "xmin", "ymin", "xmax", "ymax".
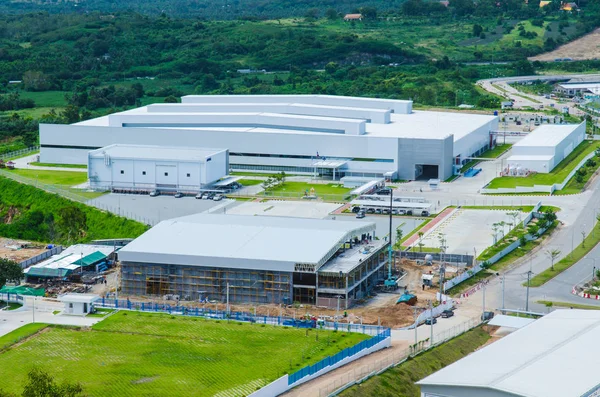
[
  {"xmin": 343, "ymin": 13, "xmax": 363, "ymax": 21},
  {"xmin": 422, "ymin": 273, "xmax": 434, "ymax": 286},
  {"xmin": 58, "ymin": 293, "xmax": 100, "ymax": 316}
]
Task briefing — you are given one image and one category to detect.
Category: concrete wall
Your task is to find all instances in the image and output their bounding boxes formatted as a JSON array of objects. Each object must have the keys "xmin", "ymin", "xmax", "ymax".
[
  {"xmin": 247, "ymin": 376, "xmax": 289, "ymax": 397},
  {"xmin": 507, "ymin": 157, "xmax": 554, "ymax": 174},
  {"xmin": 397, "ymin": 135, "xmax": 453, "ymax": 180},
  {"xmin": 62, "ymin": 301, "xmax": 91, "ymax": 315},
  {"xmin": 454, "ymin": 117, "xmax": 499, "ymax": 160}
]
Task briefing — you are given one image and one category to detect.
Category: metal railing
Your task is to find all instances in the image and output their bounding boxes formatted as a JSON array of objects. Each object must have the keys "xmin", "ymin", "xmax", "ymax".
[
  {"xmin": 319, "ymin": 316, "xmax": 483, "ymax": 397},
  {"xmin": 0, "ymin": 146, "xmax": 39, "ymax": 160},
  {"xmin": 288, "ymin": 328, "xmax": 391, "ymax": 385}
]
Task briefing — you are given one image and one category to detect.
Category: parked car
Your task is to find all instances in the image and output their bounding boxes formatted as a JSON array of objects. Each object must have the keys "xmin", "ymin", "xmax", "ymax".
[
  {"xmin": 425, "ymin": 317, "xmax": 437, "ymax": 325},
  {"xmin": 201, "ymin": 193, "xmax": 210, "ymax": 199},
  {"xmin": 366, "ymin": 208, "xmax": 375, "ymax": 214},
  {"xmin": 149, "ymin": 190, "xmax": 160, "ymax": 197},
  {"xmin": 174, "ymin": 192, "xmax": 184, "ymax": 198},
  {"xmin": 213, "ymin": 194, "xmax": 223, "ymax": 201},
  {"xmin": 375, "ymin": 209, "xmax": 382, "ymax": 214},
  {"xmin": 356, "ymin": 211, "xmax": 366, "ymax": 219},
  {"xmin": 382, "ymin": 209, "xmax": 390, "ymax": 215},
  {"xmin": 441, "ymin": 309, "xmax": 454, "ymax": 318},
  {"xmin": 406, "ymin": 210, "xmax": 413, "ymax": 216},
  {"xmin": 481, "ymin": 311, "xmax": 495, "ymax": 321},
  {"xmin": 398, "ymin": 210, "xmax": 406, "ymax": 215},
  {"xmin": 421, "ymin": 210, "xmax": 430, "ymax": 216},
  {"xmin": 352, "ymin": 206, "xmax": 361, "ymax": 213},
  {"xmin": 207, "ymin": 193, "xmax": 216, "ymax": 200},
  {"xmin": 195, "ymin": 193, "xmax": 203, "ymax": 199},
  {"xmin": 391, "ymin": 209, "xmax": 398, "ymax": 215}
]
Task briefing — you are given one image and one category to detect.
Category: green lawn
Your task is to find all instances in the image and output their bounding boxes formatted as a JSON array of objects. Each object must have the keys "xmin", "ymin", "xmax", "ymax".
[
  {"xmin": 239, "ymin": 179, "xmax": 264, "ymax": 186},
  {"xmin": 340, "ymin": 327, "xmax": 490, "ymax": 397},
  {"xmin": 8, "ymin": 169, "xmax": 88, "ymax": 186},
  {"xmin": 0, "ymin": 323, "xmax": 48, "ymax": 351},
  {"xmin": 267, "ymin": 182, "xmax": 352, "ymax": 197},
  {"xmin": 479, "ymin": 144, "xmax": 512, "ymax": 159},
  {"xmin": 0, "ymin": 312, "xmax": 368, "ymax": 396},
  {"xmin": 0, "ymin": 302, "xmax": 23, "ymax": 310},
  {"xmin": 537, "ymin": 300, "xmax": 600, "ymax": 310},
  {"xmin": 17, "ymin": 91, "xmax": 68, "ymax": 108},
  {"xmin": 529, "ymin": 220, "xmax": 600, "ymax": 287},
  {"xmin": 487, "ymin": 141, "xmax": 599, "ymax": 188},
  {"xmin": 87, "ymin": 308, "xmax": 116, "ymax": 318},
  {"xmin": 29, "ymin": 162, "xmax": 87, "ymax": 169}
]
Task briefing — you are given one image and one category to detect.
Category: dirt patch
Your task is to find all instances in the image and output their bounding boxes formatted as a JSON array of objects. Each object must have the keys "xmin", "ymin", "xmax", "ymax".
[
  {"xmin": 0, "ymin": 238, "xmax": 47, "ymax": 263},
  {"xmin": 529, "ymin": 28, "xmax": 600, "ymax": 61}
]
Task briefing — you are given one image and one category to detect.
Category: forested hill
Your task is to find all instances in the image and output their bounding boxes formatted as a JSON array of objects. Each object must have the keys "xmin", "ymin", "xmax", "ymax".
[{"xmin": 1, "ymin": 0, "xmax": 402, "ymax": 19}]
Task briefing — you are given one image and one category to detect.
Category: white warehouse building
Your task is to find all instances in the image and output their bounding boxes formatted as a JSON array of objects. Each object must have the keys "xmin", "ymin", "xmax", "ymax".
[
  {"xmin": 505, "ymin": 122, "xmax": 586, "ymax": 174},
  {"xmin": 39, "ymin": 95, "xmax": 499, "ymax": 181},
  {"xmin": 87, "ymin": 144, "xmax": 228, "ymax": 192},
  {"xmin": 417, "ymin": 309, "xmax": 600, "ymax": 397}
]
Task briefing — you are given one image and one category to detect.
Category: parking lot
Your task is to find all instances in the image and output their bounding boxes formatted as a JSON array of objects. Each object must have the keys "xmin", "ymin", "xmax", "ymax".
[
  {"xmin": 87, "ymin": 193, "xmax": 233, "ymax": 225},
  {"xmin": 420, "ymin": 209, "xmax": 524, "ymax": 255}
]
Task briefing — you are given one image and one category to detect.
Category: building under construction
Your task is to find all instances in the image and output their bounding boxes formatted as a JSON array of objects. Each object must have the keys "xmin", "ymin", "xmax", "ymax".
[{"xmin": 118, "ymin": 213, "xmax": 389, "ymax": 309}]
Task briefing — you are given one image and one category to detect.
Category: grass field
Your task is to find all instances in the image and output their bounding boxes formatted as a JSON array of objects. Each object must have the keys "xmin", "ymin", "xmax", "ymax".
[
  {"xmin": 0, "ymin": 323, "xmax": 48, "ymax": 351},
  {"xmin": 267, "ymin": 182, "xmax": 352, "ymax": 196},
  {"xmin": 480, "ymin": 144, "xmax": 512, "ymax": 159},
  {"xmin": 8, "ymin": 169, "xmax": 88, "ymax": 186},
  {"xmin": 529, "ymin": 219, "xmax": 600, "ymax": 287},
  {"xmin": 537, "ymin": 300, "xmax": 600, "ymax": 310},
  {"xmin": 487, "ymin": 141, "xmax": 599, "ymax": 188},
  {"xmin": 0, "ymin": 312, "xmax": 368, "ymax": 396},
  {"xmin": 17, "ymin": 91, "xmax": 68, "ymax": 108},
  {"xmin": 239, "ymin": 178, "xmax": 264, "ymax": 186},
  {"xmin": 29, "ymin": 162, "xmax": 87, "ymax": 169},
  {"xmin": 340, "ymin": 327, "xmax": 490, "ymax": 397}
]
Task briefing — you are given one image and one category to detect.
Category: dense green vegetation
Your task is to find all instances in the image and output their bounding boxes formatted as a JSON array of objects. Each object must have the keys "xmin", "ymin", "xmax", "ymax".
[
  {"xmin": 0, "ymin": 311, "xmax": 368, "ymax": 396},
  {"xmin": 0, "ymin": 177, "xmax": 147, "ymax": 244},
  {"xmin": 340, "ymin": 327, "xmax": 490, "ymax": 397}
]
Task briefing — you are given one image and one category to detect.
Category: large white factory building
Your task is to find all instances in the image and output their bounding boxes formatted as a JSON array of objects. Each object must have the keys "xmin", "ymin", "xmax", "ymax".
[{"xmin": 40, "ymin": 95, "xmax": 499, "ymax": 181}]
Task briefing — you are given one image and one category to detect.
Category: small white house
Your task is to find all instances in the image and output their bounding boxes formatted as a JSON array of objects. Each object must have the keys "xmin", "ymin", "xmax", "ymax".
[{"xmin": 58, "ymin": 293, "xmax": 100, "ymax": 316}]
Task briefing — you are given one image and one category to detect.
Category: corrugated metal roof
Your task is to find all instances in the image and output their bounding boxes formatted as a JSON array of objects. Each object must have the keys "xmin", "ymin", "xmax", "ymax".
[
  {"xmin": 488, "ymin": 314, "xmax": 535, "ymax": 329},
  {"xmin": 417, "ymin": 309, "xmax": 600, "ymax": 397},
  {"xmin": 119, "ymin": 214, "xmax": 376, "ymax": 271}
]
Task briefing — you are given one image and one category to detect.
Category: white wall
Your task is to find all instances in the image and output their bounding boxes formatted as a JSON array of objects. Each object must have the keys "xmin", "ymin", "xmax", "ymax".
[
  {"xmin": 41, "ymin": 124, "xmax": 401, "ymax": 176},
  {"xmin": 453, "ymin": 117, "xmax": 498, "ymax": 160},
  {"xmin": 506, "ymin": 157, "xmax": 554, "ymax": 174},
  {"xmin": 88, "ymin": 155, "xmax": 227, "ymax": 190},
  {"xmin": 62, "ymin": 301, "xmax": 91, "ymax": 315}
]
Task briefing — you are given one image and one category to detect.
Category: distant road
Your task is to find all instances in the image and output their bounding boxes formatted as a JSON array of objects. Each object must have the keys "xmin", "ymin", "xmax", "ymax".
[{"xmin": 477, "ymin": 73, "xmax": 600, "ymax": 116}]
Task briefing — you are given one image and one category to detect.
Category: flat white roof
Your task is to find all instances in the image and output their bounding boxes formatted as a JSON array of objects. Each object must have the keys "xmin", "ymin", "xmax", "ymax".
[
  {"xmin": 89, "ymin": 144, "xmax": 226, "ymax": 162},
  {"xmin": 73, "ymin": 96, "xmax": 497, "ymax": 143},
  {"xmin": 488, "ymin": 314, "xmax": 535, "ymax": 329},
  {"xmin": 119, "ymin": 214, "xmax": 375, "ymax": 271},
  {"xmin": 513, "ymin": 124, "xmax": 583, "ymax": 147},
  {"xmin": 417, "ymin": 309, "xmax": 600, "ymax": 397},
  {"xmin": 58, "ymin": 293, "xmax": 100, "ymax": 303}
]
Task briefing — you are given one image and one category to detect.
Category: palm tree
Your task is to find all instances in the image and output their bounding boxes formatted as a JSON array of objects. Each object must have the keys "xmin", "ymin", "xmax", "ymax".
[
  {"xmin": 547, "ymin": 249, "xmax": 561, "ymax": 271},
  {"xmin": 418, "ymin": 232, "xmax": 424, "ymax": 252}
]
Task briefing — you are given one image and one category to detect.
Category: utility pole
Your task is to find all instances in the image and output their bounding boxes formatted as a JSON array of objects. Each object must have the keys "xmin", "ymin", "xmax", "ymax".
[
  {"xmin": 482, "ymin": 280, "xmax": 486, "ymax": 315},
  {"xmin": 439, "ymin": 264, "xmax": 446, "ymax": 297},
  {"xmin": 429, "ymin": 300, "xmax": 434, "ymax": 347},
  {"xmin": 525, "ymin": 271, "xmax": 532, "ymax": 312},
  {"xmin": 501, "ymin": 274, "xmax": 505, "ymax": 314},
  {"xmin": 226, "ymin": 282, "xmax": 230, "ymax": 317},
  {"xmin": 412, "ymin": 307, "xmax": 419, "ymax": 352}
]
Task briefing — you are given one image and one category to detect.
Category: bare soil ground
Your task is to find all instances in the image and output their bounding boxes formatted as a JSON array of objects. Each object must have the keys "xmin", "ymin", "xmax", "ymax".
[
  {"xmin": 0, "ymin": 238, "xmax": 47, "ymax": 263},
  {"xmin": 529, "ymin": 28, "xmax": 600, "ymax": 61},
  {"xmin": 116, "ymin": 259, "xmax": 438, "ymax": 329}
]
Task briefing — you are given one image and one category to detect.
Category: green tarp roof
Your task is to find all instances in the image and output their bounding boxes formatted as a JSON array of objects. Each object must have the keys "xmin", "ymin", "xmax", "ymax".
[
  {"xmin": 71, "ymin": 251, "xmax": 107, "ymax": 267},
  {"xmin": 0, "ymin": 285, "xmax": 45, "ymax": 296},
  {"xmin": 24, "ymin": 267, "xmax": 70, "ymax": 278}
]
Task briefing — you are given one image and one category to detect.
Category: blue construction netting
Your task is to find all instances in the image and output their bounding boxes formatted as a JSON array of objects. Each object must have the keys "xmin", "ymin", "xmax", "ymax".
[{"xmin": 287, "ymin": 328, "xmax": 391, "ymax": 385}]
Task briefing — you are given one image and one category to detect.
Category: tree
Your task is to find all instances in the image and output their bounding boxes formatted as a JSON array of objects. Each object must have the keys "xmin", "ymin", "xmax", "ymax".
[
  {"xmin": 472, "ymin": 24, "xmax": 483, "ymax": 37},
  {"xmin": 325, "ymin": 8, "xmax": 339, "ymax": 20},
  {"xmin": 0, "ymin": 258, "xmax": 22, "ymax": 289},
  {"xmin": 304, "ymin": 8, "xmax": 319, "ymax": 20},
  {"xmin": 56, "ymin": 206, "xmax": 87, "ymax": 243},
  {"xmin": 22, "ymin": 367, "xmax": 84, "ymax": 397},
  {"xmin": 418, "ymin": 231, "xmax": 425, "ymax": 252},
  {"xmin": 395, "ymin": 227, "xmax": 404, "ymax": 247},
  {"xmin": 325, "ymin": 62, "xmax": 339, "ymax": 75},
  {"xmin": 164, "ymin": 95, "xmax": 178, "ymax": 103},
  {"xmin": 359, "ymin": 6, "xmax": 377, "ymax": 19},
  {"xmin": 546, "ymin": 249, "xmax": 561, "ymax": 271}
]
